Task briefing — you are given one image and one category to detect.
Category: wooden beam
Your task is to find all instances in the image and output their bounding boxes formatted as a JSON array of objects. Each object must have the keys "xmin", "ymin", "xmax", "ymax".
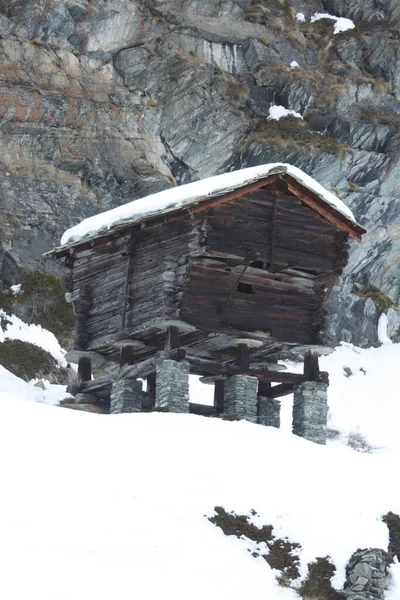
[
  {"xmin": 121, "ymin": 230, "xmax": 135, "ymax": 332},
  {"xmin": 267, "ymin": 383, "xmax": 294, "ymax": 399},
  {"xmin": 284, "ymin": 176, "xmax": 365, "ymax": 241},
  {"xmin": 187, "ymin": 356, "xmax": 306, "ymax": 384},
  {"xmin": 269, "ymin": 195, "xmax": 278, "ymax": 269}
]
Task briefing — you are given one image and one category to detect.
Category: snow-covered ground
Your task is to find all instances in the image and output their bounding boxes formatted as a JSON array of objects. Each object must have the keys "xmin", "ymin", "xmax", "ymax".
[{"xmin": 0, "ymin": 337, "xmax": 399, "ymax": 599}]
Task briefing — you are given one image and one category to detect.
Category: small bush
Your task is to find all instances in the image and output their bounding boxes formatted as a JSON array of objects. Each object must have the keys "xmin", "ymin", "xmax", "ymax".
[
  {"xmin": 382, "ymin": 512, "xmax": 400, "ymax": 561},
  {"xmin": 245, "ymin": 116, "xmax": 347, "ymax": 156},
  {"xmin": 0, "ymin": 339, "xmax": 58, "ymax": 381},
  {"xmin": 7, "ymin": 268, "xmax": 74, "ymax": 346},
  {"xmin": 209, "ymin": 506, "xmax": 273, "ymax": 543},
  {"xmin": 357, "ymin": 287, "xmax": 395, "ymax": 312},
  {"xmin": 209, "ymin": 507, "xmax": 301, "ymax": 583},
  {"xmin": 346, "ymin": 430, "xmax": 375, "ymax": 453},
  {"xmin": 298, "ymin": 556, "xmax": 342, "ymax": 600}
]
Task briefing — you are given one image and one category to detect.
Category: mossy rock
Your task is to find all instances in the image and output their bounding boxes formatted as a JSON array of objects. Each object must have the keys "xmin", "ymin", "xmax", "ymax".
[
  {"xmin": 0, "ymin": 339, "xmax": 59, "ymax": 381},
  {"xmin": 358, "ymin": 287, "xmax": 395, "ymax": 313}
]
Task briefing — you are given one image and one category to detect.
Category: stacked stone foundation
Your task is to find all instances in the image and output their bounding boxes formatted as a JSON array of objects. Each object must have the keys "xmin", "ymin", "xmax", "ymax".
[
  {"xmin": 110, "ymin": 379, "xmax": 144, "ymax": 414},
  {"xmin": 224, "ymin": 375, "xmax": 258, "ymax": 422},
  {"xmin": 258, "ymin": 397, "xmax": 281, "ymax": 428},
  {"xmin": 155, "ymin": 359, "xmax": 190, "ymax": 412},
  {"xmin": 292, "ymin": 381, "xmax": 328, "ymax": 445}
]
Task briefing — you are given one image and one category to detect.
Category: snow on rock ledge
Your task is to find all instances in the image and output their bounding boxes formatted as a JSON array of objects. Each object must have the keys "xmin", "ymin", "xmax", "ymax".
[{"xmin": 60, "ymin": 163, "xmax": 358, "ymax": 246}]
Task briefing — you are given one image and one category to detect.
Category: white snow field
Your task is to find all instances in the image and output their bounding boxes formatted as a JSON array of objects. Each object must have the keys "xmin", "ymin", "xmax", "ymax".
[{"xmin": 0, "ymin": 340, "xmax": 400, "ymax": 600}]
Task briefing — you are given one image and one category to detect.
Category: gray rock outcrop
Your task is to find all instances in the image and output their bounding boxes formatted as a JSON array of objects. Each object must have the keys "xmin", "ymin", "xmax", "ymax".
[{"xmin": 0, "ymin": 0, "xmax": 399, "ymax": 346}]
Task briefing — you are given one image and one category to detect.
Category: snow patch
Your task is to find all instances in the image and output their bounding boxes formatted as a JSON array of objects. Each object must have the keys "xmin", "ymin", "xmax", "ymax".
[
  {"xmin": 290, "ymin": 61, "xmax": 300, "ymax": 69},
  {"xmin": 10, "ymin": 283, "xmax": 22, "ymax": 295},
  {"xmin": 0, "ymin": 310, "xmax": 67, "ymax": 365},
  {"xmin": 377, "ymin": 313, "xmax": 393, "ymax": 345},
  {"xmin": 310, "ymin": 12, "xmax": 355, "ymax": 35},
  {"xmin": 296, "ymin": 12, "xmax": 305, "ymax": 22},
  {"xmin": 268, "ymin": 105, "xmax": 303, "ymax": 121},
  {"xmin": 60, "ymin": 163, "xmax": 358, "ymax": 246}
]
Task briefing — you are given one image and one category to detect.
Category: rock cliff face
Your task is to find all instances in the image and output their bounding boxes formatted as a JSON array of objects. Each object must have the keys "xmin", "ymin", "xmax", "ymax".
[{"xmin": 1, "ymin": 0, "xmax": 400, "ymax": 346}]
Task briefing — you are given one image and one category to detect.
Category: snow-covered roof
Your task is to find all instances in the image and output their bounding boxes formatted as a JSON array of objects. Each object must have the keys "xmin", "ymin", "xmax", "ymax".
[{"xmin": 59, "ymin": 163, "xmax": 362, "ymax": 248}]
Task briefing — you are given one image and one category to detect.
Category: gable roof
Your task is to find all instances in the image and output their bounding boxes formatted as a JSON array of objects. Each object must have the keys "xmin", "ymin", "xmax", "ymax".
[{"xmin": 49, "ymin": 163, "xmax": 365, "ymax": 257}]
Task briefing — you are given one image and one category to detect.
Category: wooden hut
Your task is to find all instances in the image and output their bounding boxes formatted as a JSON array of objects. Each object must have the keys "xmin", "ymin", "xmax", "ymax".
[{"xmin": 47, "ymin": 163, "xmax": 365, "ymax": 441}]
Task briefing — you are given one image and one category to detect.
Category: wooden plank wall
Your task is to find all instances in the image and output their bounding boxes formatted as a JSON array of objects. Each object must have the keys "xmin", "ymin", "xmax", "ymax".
[
  {"xmin": 206, "ymin": 189, "xmax": 348, "ymax": 274},
  {"xmin": 69, "ymin": 216, "xmax": 208, "ymax": 353},
  {"xmin": 181, "ymin": 258, "xmax": 323, "ymax": 344}
]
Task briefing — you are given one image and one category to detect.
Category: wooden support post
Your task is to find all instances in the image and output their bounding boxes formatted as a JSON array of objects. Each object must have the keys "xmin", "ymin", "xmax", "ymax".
[
  {"xmin": 77, "ymin": 357, "xmax": 91, "ymax": 386},
  {"xmin": 235, "ymin": 343, "xmax": 249, "ymax": 370},
  {"xmin": 147, "ymin": 373, "xmax": 156, "ymax": 403},
  {"xmin": 120, "ymin": 345, "xmax": 135, "ymax": 368},
  {"xmin": 214, "ymin": 379, "xmax": 224, "ymax": 414},
  {"xmin": 303, "ymin": 350, "xmax": 320, "ymax": 381},
  {"xmin": 74, "ymin": 284, "xmax": 91, "ymax": 350},
  {"xmin": 165, "ymin": 326, "xmax": 180, "ymax": 351},
  {"xmin": 257, "ymin": 380, "xmax": 272, "ymax": 398}
]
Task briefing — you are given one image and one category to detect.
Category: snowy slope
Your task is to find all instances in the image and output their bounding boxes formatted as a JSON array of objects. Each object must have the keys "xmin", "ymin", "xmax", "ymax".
[{"xmin": 0, "ymin": 341, "xmax": 400, "ymax": 600}]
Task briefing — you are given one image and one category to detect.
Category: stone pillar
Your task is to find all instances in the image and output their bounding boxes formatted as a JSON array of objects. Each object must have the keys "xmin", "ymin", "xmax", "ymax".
[
  {"xmin": 258, "ymin": 397, "xmax": 281, "ymax": 428},
  {"xmin": 110, "ymin": 378, "xmax": 143, "ymax": 414},
  {"xmin": 292, "ymin": 380, "xmax": 328, "ymax": 445},
  {"xmin": 224, "ymin": 375, "xmax": 258, "ymax": 422},
  {"xmin": 342, "ymin": 548, "xmax": 391, "ymax": 600},
  {"xmin": 155, "ymin": 360, "xmax": 189, "ymax": 412}
]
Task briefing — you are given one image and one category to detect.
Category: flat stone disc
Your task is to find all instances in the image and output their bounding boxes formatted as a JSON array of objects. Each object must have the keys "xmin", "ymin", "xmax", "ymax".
[
  {"xmin": 199, "ymin": 375, "xmax": 227, "ymax": 384},
  {"xmin": 230, "ymin": 338, "xmax": 264, "ymax": 348}
]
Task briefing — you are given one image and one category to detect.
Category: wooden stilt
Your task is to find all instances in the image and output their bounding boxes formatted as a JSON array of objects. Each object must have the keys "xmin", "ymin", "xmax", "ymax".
[
  {"xmin": 303, "ymin": 350, "xmax": 320, "ymax": 381},
  {"xmin": 120, "ymin": 345, "xmax": 134, "ymax": 368},
  {"xmin": 165, "ymin": 326, "xmax": 180, "ymax": 351},
  {"xmin": 257, "ymin": 380, "xmax": 272, "ymax": 397},
  {"xmin": 235, "ymin": 343, "xmax": 249, "ymax": 370},
  {"xmin": 214, "ymin": 379, "xmax": 224, "ymax": 414},
  {"xmin": 147, "ymin": 373, "xmax": 156, "ymax": 402},
  {"xmin": 77, "ymin": 357, "xmax": 92, "ymax": 385}
]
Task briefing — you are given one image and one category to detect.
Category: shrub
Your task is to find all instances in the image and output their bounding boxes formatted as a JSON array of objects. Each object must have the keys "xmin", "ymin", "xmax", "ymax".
[
  {"xmin": 0, "ymin": 339, "xmax": 58, "ymax": 381},
  {"xmin": 245, "ymin": 116, "xmax": 347, "ymax": 156},
  {"xmin": 209, "ymin": 507, "xmax": 301, "ymax": 583},
  {"xmin": 346, "ymin": 430, "xmax": 375, "ymax": 453},
  {"xmin": 382, "ymin": 512, "xmax": 400, "ymax": 561},
  {"xmin": 298, "ymin": 556, "xmax": 342, "ymax": 600},
  {"xmin": 7, "ymin": 268, "xmax": 74, "ymax": 346}
]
